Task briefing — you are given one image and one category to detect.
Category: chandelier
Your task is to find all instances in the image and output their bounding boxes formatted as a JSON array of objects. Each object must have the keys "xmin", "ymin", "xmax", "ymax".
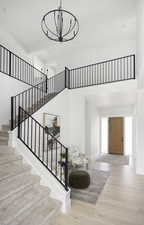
[{"xmin": 41, "ymin": 1, "xmax": 79, "ymax": 42}]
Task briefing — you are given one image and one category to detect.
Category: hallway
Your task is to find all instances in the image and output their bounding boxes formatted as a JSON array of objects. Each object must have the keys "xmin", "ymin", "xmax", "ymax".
[{"xmin": 56, "ymin": 155, "xmax": 144, "ymax": 225}]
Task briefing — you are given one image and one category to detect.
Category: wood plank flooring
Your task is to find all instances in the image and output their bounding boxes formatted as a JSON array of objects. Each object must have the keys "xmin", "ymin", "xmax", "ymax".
[{"xmin": 56, "ymin": 156, "xmax": 144, "ymax": 225}]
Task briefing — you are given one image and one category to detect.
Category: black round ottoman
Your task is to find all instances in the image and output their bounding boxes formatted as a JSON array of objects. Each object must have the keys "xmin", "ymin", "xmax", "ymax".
[{"xmin": 69, "ymin": 170, "xmax": 90, "ymax": 189}]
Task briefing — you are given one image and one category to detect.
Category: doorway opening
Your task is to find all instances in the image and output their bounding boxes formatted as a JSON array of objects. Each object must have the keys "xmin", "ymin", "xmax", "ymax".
[{"xmin": 101, "ymin": 117, "xmax": 133, "ymax": 156}]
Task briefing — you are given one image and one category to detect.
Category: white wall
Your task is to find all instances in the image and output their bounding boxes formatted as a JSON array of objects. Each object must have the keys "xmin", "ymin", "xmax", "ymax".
[
  {"xmin": 67, "ymin": 40, "xmax": 136, "ymax": 69},
  {"xmin": 101, "ymin": 118, "xmax": 108, "ymax": 154},
  {"xmin": 69, "ymin": 93, "xmax": 85, "ymax": 154},
  {"xmin": 99, "ymin": 105, "xmax": 135, "ymax": 117},
  {"xmin": 47, "ymin": 40, "xmax": 136, "ymax": 72},
  {"xmin": 0, "ymin": 28, "xmax": 44, "ymax": 70},
  {"xmin": 0, "ymin": 73, "xmax": 30, "ymax": 127},
  {"xmin": 136, "ymin": 0, "xmax": 144, "ymax": 174},
  {"xmin": 124, "ymin": 117, "xmax": 133, "ymax": 156},
  {"xmin": 85, "ymin": 103, "xmax": 100, "ymax": 160},
  {"xmin": 136, "ymin": 0, "xmax": 144, "ymax": 88},
  {"xmin": 0, "ymin": 28, "xmax": 32, "ymax": 63},
  {"xmin": 32, "ymin": 89, "xmax": 70, "ymax": 147}
]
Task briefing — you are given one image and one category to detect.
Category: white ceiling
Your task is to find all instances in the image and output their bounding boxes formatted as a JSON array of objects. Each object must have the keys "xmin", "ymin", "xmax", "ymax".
[{"xmin": 0, "ymin": 0, "xmax": 136, "ymax": 66}]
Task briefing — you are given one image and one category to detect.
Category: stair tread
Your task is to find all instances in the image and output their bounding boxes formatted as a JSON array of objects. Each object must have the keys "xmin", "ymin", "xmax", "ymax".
[
  {"xmin": 0, "ymin": 131, "xmax": 9, "ymax": 137},
  {"xmin": 0, "ymin": 153, "xmax": 22, "ymax": 165},
  {"xmin": 0, "ymin": 173, "xmax": 40, "ymax": 201},
  {"xmin": 0, "ymin": 139, "xmax": 8, "ymax": 145},
  {"xmin": 2, "ymin": 124, "xmax": 10, "ymax": 131},
  {"xmin": 0, "ymin": 185, "xmax": 51, "ymax": 225},
  {"xmin": 0, "ymin": 135, "xmax": 9, "ymax": 140},
  {"xmin": 0, "ymin": 161, "xmax": 31, "ymax": 181},
  {"xmin": 10, "ymin": 197, "xmax": 60, "ymax": 225},
  {"xmin": 0, "ymin": 145, "xmax": 14, "ymax": 153}
]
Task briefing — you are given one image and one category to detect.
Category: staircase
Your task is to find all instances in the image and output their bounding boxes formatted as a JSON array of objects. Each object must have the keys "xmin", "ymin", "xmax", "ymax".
[
  {"xmin": 0, "ymin": 43, "xmax": 136, "ymax": 221},
  {"xmin": 0, "ymin": 141, "xmax": 61, "ymax": 225}
]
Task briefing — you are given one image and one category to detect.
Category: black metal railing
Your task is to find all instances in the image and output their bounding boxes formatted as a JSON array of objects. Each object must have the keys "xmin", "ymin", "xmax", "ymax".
[
  {"xmin": 11, "ymin": 70, "xmax": 65, "ymax": 130},
  {"xmin": 47, "ymin": 70, "xmax": 66, "ymax": 94},
  {"xmin": 0, "ymin": 44, "xmax": 47, "ymax": 86},
  {"xmin": 68, "ymin": 55, "xmax": 135, "ymax": 89},
  {"xmin": 65, "ymin": 67, "xmax": 70, "ymax": 88},
  {"xmin": 18, "ymin": 107, "xmax": 69, "ymax": 191},
  {"xmin": 0, "ymin": 46, "xmax": 136, "ymax": 194}
]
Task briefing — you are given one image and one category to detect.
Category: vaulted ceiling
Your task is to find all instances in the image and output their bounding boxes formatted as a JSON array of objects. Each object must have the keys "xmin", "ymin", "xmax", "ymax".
[{"xmin": 0, "ymin": 0, "xmax": 136, "ymax": 68}]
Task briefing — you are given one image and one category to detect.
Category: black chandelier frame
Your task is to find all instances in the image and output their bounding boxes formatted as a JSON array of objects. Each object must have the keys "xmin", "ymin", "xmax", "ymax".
[{"xmin": 41, "ymin": 8, "xmax": 79, "ymax": 42}]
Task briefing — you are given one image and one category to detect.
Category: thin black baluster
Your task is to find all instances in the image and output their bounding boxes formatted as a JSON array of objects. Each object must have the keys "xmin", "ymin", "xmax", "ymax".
[
  {"xmin": 55, "ymin": 141, "xmax": 58, "ymax": 175},
  {"xmin": 92, "ymin": 65, "xmax": 94, "ymax": 85},
  {"xmin": 127, "ymin": 57, "xmax": 128, "ymax": 79},
  {"xmin": 102, "ymin": 63, "xmax": 104, "ymax": 83},
  {"xmin": 34, "ymin": 122, "xmax": 36, "ymax": 154},
  {"xmin": 43, "ymin": 128, "xmax": 45, "ymax": 162},
  {"xmin": 133, "ymin": 55, "xmax": 135, "ymax": 79},
  {"xmin": 28, "ymin": 89, "xmax": 30, "ymax": 113},
  {"xmin": 14, "ymin": 56, "xmax": 17, "ymax": 77},
  {"xmin": 93, "ymin": 65, "xmax": 95, "ymax": 85},
  {"xmin": 96, "ymin": 64, "xmax": 98, "ymax": 84},
  {"xmin": 0, "ymin": 46, "xmax": 1, "ymax": 72},
  {"xmin": 14, "ymin": 97, "xmax": 17, "ymax": 128},
  {"xmin": 11, "ymin": 53, "xmax": 13, "ymax": 76},
  {"xmin": 37, "ymin": 86, "xmax": 39, "ymax": 110},
  {"xmin": 114, "ymin": 60, "xmax": 116, "ymax": 81},
  {"xmin": 11, "ymin": 97, "xmax": 14, "ymax": 131},
  {"xmin": 38, "ymin": 126, "xmax": 40, "ymax": 157},
  {"xmin": 24, "ymin": 109, "xmax": 26, "ymax": 142},
  {"xmin": 27, "ymin": 116, "xmax": 29, "ymax": 146},
  {"xmin": 51, "ymin": 137, "xmax": 53, "ymax": 171},
  {"xmin": 65, "ymin": 148, "xmax": 68, "ymax": 190},
  {"xmin": 108, "ymin": 62, "xmax": 110, "ymax": 82},
  {"xmin": 47, "ymin": 134, "xmax": 49, "ymax": 167},
  {"xmin": 120, "ymin": 58, "xmax": 122, "ymax": 80},
  {"xmin": 60, "ymin": 145, "xmax": 62, "ymax": 181},
  {"xmin": 18, "ymin": 58, "xmax": 20, "ymax": 80},
  {"xmin": 81, "ymin": 68, "xmax": 83, "ymax": 87},
  {"xmin": 31, "ymin": 118, "xmax": 33, "ymax": 151}
]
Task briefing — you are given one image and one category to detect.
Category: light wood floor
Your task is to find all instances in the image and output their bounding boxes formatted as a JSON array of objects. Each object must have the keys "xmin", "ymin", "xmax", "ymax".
[{"xmin": 56, "ymin": 157, "xmax": 144, "ymax": 225}]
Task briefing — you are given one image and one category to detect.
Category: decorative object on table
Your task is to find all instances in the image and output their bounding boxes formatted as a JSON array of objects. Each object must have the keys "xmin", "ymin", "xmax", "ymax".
[
  {"xmin": 43, "ymin": 113, "xmax": 60, "ymax": 138},
  {"xmin": 58, "ymin": 146, "xmax": 89, "ymax": 185},
  {"xmin": 52, "ymin": 116, "xmax": 58, "ymax": 127},
  {"xmin": 69, "ymin": 146, "xmax": 88, "ymax": 169},
  {"xmin": 41, "ymin": 0, "xmax": 79, "ymax": 42},
  {"xmin": 69, "ymin": 170, "xmax": 90, "ymax": 189}
]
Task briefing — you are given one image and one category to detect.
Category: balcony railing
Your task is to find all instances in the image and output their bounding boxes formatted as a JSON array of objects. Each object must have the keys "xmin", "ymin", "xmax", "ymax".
[
  {"xmin": 0, "ymin": 44, "xmax": 47, "ymax": 86},
  {"xmin": 68, "ymin": 55, "xmax": 135, "ymax": 89}
]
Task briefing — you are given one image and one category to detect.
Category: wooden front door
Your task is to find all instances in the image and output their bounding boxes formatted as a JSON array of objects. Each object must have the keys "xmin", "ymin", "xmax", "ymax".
[{"xmin": 108, "ymin": 117, "xmax": 124, "ymax": 155}]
